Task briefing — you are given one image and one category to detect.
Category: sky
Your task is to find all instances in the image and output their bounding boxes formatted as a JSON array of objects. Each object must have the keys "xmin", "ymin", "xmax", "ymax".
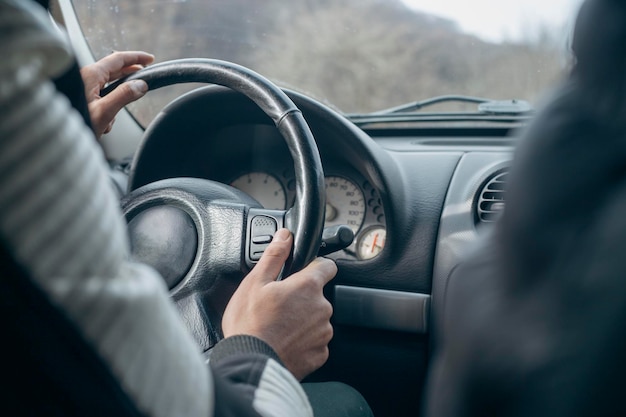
[{"xmin": 402, "ymin": 0, "xmax": 585, "ymax": 43}]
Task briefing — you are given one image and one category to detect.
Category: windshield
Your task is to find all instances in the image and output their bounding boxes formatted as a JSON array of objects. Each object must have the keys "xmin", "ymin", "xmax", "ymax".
[{"xmin": 71, "ymin": 0, "xmax": 584, "ymax": 126}]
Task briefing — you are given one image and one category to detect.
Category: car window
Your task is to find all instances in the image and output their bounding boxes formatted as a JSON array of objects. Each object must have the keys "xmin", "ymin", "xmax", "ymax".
[{"xmin": 70, "ymin": 0, "xmax": 584, "ymax": 126}]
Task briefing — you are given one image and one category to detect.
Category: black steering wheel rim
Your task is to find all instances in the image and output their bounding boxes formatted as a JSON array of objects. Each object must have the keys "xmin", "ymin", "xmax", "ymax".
[
  {"xmin": 111, "ymin": 59, "xmax": 326, "ymax": 350},
  {"xmin": 112, "ymin": 58, "xmax": 325, "ymax": 276}
]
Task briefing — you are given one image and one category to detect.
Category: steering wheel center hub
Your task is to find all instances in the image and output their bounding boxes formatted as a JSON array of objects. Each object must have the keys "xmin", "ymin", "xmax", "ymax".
[{"xmin": 128, "ymin": 205, "xmax": 198, "ymax": 290}]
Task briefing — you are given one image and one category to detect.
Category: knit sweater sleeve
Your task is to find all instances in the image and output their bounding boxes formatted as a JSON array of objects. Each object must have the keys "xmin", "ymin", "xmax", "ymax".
[{"xmin": 0, "ymin": 2, "xmax": 313, "ymax": 416}]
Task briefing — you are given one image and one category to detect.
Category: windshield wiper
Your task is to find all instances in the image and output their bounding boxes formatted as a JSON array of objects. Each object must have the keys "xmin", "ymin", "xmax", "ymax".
[
  {"xmin": 346, "ymin": 95, "xmax": 534, "ymax": 127},
  {"xmin": 362, "ymin": 95, "xmax": 533, "ymax": 115}
]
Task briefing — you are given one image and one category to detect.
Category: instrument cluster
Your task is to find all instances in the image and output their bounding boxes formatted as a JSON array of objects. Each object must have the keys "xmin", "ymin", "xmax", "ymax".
[{"xmin": 229, "ymin": 170, "xmax": 386, "ymax": 260}]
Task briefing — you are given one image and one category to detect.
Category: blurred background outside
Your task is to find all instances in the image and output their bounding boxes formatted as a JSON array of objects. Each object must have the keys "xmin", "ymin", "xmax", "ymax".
[{"xmin": 71, "ymin": 0, "xmax": 584, "ymax": 126}]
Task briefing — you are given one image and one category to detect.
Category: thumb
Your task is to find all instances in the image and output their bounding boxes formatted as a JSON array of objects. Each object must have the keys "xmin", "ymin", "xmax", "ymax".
[
  {"xmin": 247, "ymin": 228, "xmax": 293, "ymax": 285},
  {"xmin": 97, "ymin": 79, "xmax": 148, "ymax": 123}
]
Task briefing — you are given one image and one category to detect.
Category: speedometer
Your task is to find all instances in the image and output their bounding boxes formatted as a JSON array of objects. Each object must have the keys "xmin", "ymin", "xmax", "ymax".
[
  {"xmin": 230, "ymin": 172, "xmax": 287, "ymax": 210},
  {"xmin": 324, "ymin": 176, "xmax": 365, "ymax": 234}
]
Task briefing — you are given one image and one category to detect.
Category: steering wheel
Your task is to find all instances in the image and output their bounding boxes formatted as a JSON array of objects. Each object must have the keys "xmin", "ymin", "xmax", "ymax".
[{"xmin": 106, "ymin": 59, "xmax": 326, "ymax": 351}]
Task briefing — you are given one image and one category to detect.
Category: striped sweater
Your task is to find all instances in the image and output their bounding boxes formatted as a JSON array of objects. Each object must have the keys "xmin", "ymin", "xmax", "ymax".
[{"xmin": 0, "ymin": 1, "xmax": 312, "ymax": 416}]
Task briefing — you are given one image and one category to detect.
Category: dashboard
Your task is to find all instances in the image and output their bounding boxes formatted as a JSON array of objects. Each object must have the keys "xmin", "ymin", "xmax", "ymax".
[
  {"xmin": 126, "ymin": 84, "xmax": 518, "ymax": 292},
  {"xmin": 123, "ymin": 83, "xmax": 516, "ymax": 416},
  {"xmin": 128, "ymin": 87, "xmax": 393, "ymax": 262},
  {"xmin": 125, "ymin": 82, "xmax": 518, "ymax": 322}
]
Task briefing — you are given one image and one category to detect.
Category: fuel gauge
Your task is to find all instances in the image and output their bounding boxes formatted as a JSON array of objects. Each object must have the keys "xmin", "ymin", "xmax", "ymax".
[{"xmin": 357, "ymin": 226, "xmax": 386, "ymax": 260}]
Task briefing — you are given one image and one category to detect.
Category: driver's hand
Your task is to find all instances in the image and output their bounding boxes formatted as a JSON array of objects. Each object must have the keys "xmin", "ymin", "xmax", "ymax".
[
  {"xmin": 80, "ymin": 51, "xmax": 155, "ymax": 138},
  {"xmin": 222, "ymin": 228, "xmax": 336, "ymax": 381}
]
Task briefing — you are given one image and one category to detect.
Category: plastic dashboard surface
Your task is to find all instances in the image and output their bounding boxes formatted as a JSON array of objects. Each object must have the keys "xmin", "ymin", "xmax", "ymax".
[{"xmin": 126, "ymin": 84, "xmax": 516, "ymax": 335}]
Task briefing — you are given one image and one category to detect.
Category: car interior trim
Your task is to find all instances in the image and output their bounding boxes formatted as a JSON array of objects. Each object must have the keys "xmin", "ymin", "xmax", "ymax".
[{"xmin": 333, "ymin": 285, "xmax": 430, "ymax": 334}]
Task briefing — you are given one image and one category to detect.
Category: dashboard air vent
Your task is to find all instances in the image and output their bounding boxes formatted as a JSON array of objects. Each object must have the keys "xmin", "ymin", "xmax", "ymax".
[{"xmin": 476, "ymin": 170, "xmax": 508, "ymax": 223}]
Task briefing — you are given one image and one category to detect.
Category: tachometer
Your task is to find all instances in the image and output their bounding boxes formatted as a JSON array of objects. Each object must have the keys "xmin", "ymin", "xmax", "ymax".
[
  {"xmin": 230, "ymin": 172, "xmax": 286, "ymax": 210},
  {"xmin": 324, "ymin": 176, "xmax": 365, "ymax": 234}
]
